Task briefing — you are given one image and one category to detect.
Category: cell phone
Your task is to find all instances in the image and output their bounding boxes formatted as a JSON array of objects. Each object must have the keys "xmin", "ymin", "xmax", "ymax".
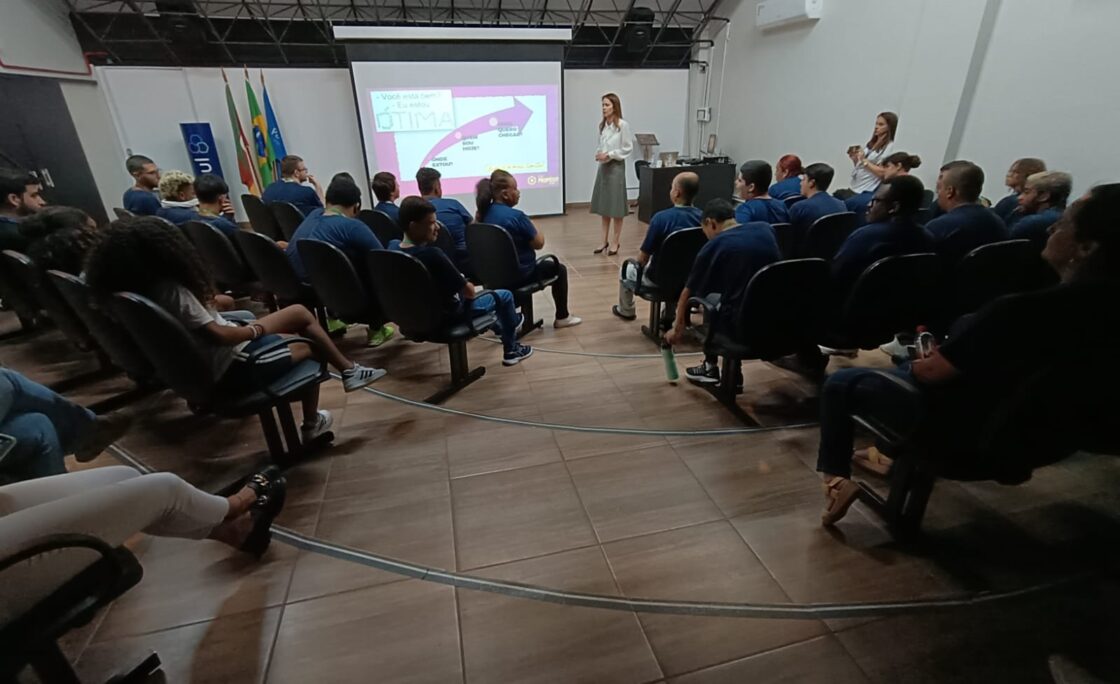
[
  {"xmin": 847, "ymin": 145, "xmax": 861, "ymax": 155},
  {"xmin": 0, "ymin": 433, "xmax": 17, "ymax": 464},
  {"xmin": 915, "ymin": 331, "xmax": 937, "ymax": 359}
]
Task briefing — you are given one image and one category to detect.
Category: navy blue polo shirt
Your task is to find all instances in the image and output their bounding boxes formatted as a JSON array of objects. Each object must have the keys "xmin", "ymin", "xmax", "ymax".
[
  {"xmin": 993, "ymin": 193, "xmax": 1020, "ymax": 223},
  {"xmin": 832, "ymin": 218, "xmax": 934, "ymax": 294},
  {"xmin": 0, "ymin": 215, "xmax": 26, "ymax": 252},
  {"xmin": 481, "ymin": 202, "xmax": 538, "ymax": 278},
  {"xmin": 122, "ymin": 188, "xmax": 161, "ymax": 216},
  {"xmin": 845, "ymin": 191, "xmax": 874, "ymax": 225},
  {"xmin": 640, "ymin": 204, "xmax": 702, "ymax": 255},
  {"xmin": 768, "ymin": 177, "xmax": 802, "ymax": 200},
  {"xmin": 262, "ymin": 180, "xmax": 323, "ymax": 217},
  {"xmin": 925, "ymin": 203, "xmax": 1008, "ymax": 264},
  {"xmin": 686, "ymin": 222, "xmax": 781, "ymax": 323},
  {"xmin": 375, "ymin": 201, "xmax": 400, "ymax": 223},
  {"xmin": 429, "ymin": 197, "xmax": 473, "ymax": 250},
  {"xmin": 1010, "ymin": 206, "xmax": 1064, "ymax": 250},
  {"xmin": 789, "ymin": 192, "xmax": 847, "ymax": 233},
  {"xmin": 735, "ymin": 197, "xmax": 789, "ymax": 225},
  {"xmin": 156, "ymin": 205, "xmax": 199, "ymax": 226},
  {"xmin": 395, "ymin": 241, "xmax": 466, "ymax": 314},
  {"xmin": 284, "ymin": 211, "xmax": 383, "ymax": 281}
]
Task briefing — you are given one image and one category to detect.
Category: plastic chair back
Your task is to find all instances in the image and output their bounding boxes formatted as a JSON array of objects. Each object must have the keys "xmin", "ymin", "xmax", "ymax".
[
  {"xmin": 466, "ymin": 223, "xmax": 524, "ymax": 290},
  {"xmin": 840, "ymin": 253, "xmax": 942, "ymax": 348},
  {"xmin": 1, "ymin": 251, "xmax": 92, "ymax": 350},
  {"xmin": 365, "ymin": 250, "xmax": 445, "ymax": 339},
  {"xmin": 736, "ymin": 258, "xmax": 830, "ymax": 358},
  {"xmin": 112, "ymin": 207, "xmax": 134, "ymax": 220},
  {"xmin": 783, "ymin": 195, "xmax": 805, "ymax": 209},
  {"xmin": 955, "ymin": 239, "xmax": 1053, "ymax": 314},
  {"xmin": 241, "ymin": 194, "xmax": 283, "ymax": 242},
  {"xmin": 770, "ymin": 223, "xmax": 799, "ymax": 260},
  {"xmin": 297, "ymin": 239, "xmax": 376, "ymax": 323},
  {"xmin": 108, "ymin": 292, "xmax": 217, "ymax": 406},
  {"xmin": 234, "ymin": 231, "xmax": 305, "ymax": 302},
  {"xmin": 645, "ymin": 227, "xmax": 706, "ymax": 296},
  {"xmin": 183, "ymin": 221, "xmax": 252, "ymax": 290},
  {"xmin": 802, "ymin": 212, "xmax": 857, "ymax": 260},
  {"xmin": 0, "ymin": 250, "xmax": 43, "ymax": 323},
  {"xmin": 269, "ymin": 202, "xmax": 305, "ymax": 242},
  {"xmin": 357, "ymin": 209, "xmax": 402, "ymax": 246},
  {"xmin": 47, "ymin": 271, "xmax": 154, "ymax": 382},
  {"xmin": 433, "ymin": 220, "xmax": 457, "ymax": 259}
]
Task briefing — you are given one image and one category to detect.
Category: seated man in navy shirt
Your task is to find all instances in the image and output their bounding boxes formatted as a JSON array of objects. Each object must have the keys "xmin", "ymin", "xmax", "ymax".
[
  {"xmin": 1011, "ymin": 170, "xmax": 1072, "ymax": 250},
  {"xmin": 664, "ymin": 199, "xmax": 781, "ymax": 386},
  {"xmin": 925, "ymin": 160, "xmax": 1007, "ymax": 264},
  {"xmin": 831, "ymin": 175, "xmax": 934, "ymax": 299},
  {"xmin": 121, "ymin": 154, "xmax": 162, "ymax": 216},
  {"xmin": 155, "ymin": 170, "xmax": 202, "ymax": 226},
  {"xmin": 372, "ymin": 171, "xmax": 400, "ymax": 223},
  {"xmin": 476, "ymin": 169, "xmax": 582, "ymax": 329},
  {"xmin": 394, "ymin": 196, "xmax": 533, "ymax": 366},
  {"xmin": 0, "ymin": 169, "xmax": 45, "ymax": 252},
  {"xmin": 416, "ymin": 166, "xmax": 473, "ymax": 273},
  {"xmin": 261, "ymin": 155, "xmax": 324, "ymax": 217},
  {"xmin": 612, "ymin": 171, "xmax": 702, "ymax": 322},
  {"xmin": 788, "ymin": 163, "xmax": 847, "ymax": 236},
  {"xmin": 285, "ymin": 177, "xmax": 395, "ymax": 347},
  {"xmin": 734, "ymin": 160, "xmax": 790, "ymax": 225},
  {"xmin": 192, "ymin": 174, "xmax": 241, "ymax": 239},
  {"xmin": 992, "ymin": 157, "xmax": 1046, "ymax": 229}
]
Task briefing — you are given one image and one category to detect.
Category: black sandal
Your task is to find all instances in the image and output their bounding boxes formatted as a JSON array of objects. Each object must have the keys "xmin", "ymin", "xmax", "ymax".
[
  {"xmin": 593, "ymin": 243, "xmax": 609, "ymax": 254},
  {"xmin": 240, "ymin": 470, "xmax": 287, "ymax": 558}
]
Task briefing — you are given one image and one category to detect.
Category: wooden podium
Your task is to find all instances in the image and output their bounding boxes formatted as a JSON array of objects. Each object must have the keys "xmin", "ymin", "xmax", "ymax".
[{"xmin": 637, "ymin": 163, "xmax": 737, "ymax": 223}]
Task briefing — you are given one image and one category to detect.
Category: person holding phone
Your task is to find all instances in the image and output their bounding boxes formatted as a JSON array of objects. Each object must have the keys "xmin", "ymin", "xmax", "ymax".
[
  {"xmin": 591, "ymin": 93, "xmax": 633, "ymax": 256},
  {"xmin": 846, "ymin": 112, "xmax": 898, "ymax": 199}
]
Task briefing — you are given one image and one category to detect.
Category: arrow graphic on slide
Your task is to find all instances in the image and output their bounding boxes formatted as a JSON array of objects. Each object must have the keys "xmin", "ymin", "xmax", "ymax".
[{"xmin": 420, "ymin": 98, "xmax": 533, "ymax": 168}]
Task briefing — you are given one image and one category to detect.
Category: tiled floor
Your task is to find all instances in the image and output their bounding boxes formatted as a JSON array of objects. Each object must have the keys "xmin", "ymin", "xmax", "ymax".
[{"xmin": 5, "ymin": 209, "xmax": 1120, "ymax": 682}]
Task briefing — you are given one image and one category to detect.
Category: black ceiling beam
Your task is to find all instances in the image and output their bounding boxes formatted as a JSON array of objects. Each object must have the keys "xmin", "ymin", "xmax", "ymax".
[
  {"xmin": 639, "ymin": 0, "xmax": 682, "ymax": 67},
  {"xmin": 123, "ymin": 0, "xmax": 182, "ymax": 65},
  {"xmin": 600, "ymin": 0, "xmax": 637, "ymax": 67}
]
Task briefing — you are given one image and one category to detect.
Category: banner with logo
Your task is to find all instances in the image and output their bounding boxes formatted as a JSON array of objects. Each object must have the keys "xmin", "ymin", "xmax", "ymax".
[{"xmin": 179, "ymin": 122, "xmax": 225, "ymax": 179}]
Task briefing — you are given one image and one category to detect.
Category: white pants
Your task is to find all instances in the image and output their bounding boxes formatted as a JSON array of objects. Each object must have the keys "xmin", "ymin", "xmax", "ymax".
[{"xmin": 0, "ymin": 466, "xmax": 229, "ymax": 625}]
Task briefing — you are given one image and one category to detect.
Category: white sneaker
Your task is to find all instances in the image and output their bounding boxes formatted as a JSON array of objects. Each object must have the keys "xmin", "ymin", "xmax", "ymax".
[
  {"xmin": 342, "ymin": 363, "xmax": 387, "ymax": 392},
  {"xmin": 301, "ymin": 410, "xmax": 333, "ymax": 441},
  {"xmin": 554, "ymin": 315, "xmax": 583, "ymax": 329},
  {"xmin": 878, "ymin": 335, "xmax": 909, "ymax": 359}
]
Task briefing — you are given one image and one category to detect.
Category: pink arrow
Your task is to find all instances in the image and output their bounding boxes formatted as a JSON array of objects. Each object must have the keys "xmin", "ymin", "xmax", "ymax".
[{"xmin": 420, "ymin": 98, "xmax": 533, "ymax": 168}]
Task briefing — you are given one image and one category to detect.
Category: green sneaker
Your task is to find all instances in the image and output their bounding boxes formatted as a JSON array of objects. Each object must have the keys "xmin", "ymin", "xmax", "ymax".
[
  {"xmin": 366, "ymin": 324, "xmax": 396, "ymax": 347},
  {"xmin": 326, "ymin": 317, "xmax": 348, "ymax": 337}
]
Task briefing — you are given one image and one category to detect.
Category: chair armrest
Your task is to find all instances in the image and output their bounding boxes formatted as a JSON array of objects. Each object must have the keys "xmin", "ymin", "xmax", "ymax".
[
  {"xmin": 686, "ymin": 295, "xmax": 719, "ymax": 347},
  {"xmin": 848, "ymin": 370, "xmax": 925, "ymax": 448},
  {"xmin": 0, "ymin": 533, "xmax": 119, "ymax": 575},
  {"xmin": 620, "ymin": 257, "xmax": 644, "ymax": 287},
  {"xmin": 534, "ymin": 254, "xmax": 560, "ymax": 288}
]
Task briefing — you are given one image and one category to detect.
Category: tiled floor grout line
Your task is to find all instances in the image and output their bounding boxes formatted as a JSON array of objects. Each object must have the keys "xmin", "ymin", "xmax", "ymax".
[{"xmin": 442, "ymin": 440, "xmax": 470, "ymax": 684}]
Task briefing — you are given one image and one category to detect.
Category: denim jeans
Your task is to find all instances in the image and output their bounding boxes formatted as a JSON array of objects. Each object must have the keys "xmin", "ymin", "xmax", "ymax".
[
  {"xmin": 470, "ymin": 289, "xmax": 518, "ymax": 352},
  {"xmin": 816, "ymin": 365, "xmax": 921, "ymax": 478},
  {"xmin": 0, "ymin": 369, "xmax": 96, "ymax": 480},
  {"xmin": 617, "ymin": 262, "xmax": 657, "ymax": 317}
]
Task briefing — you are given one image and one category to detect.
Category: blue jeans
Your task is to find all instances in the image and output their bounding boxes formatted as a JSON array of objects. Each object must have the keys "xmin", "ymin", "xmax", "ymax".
[
  {"xmin": 0, "ymin": 369, "xmax": 96, "ymax": 479},
  {"xmin": 816, "ymin": 366, "xmax": 921, "ymax": 478},
  {"xmin": 470, "ymin": 289, "xmax": 518, "ymax": 352}
]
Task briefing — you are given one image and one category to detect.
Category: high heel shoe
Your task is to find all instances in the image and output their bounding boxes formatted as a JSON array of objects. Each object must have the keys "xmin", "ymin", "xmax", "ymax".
[
  {"xmin": 607, "ymin": 245, "xmax": 620, "ymax": 256},
  {"xmin": 593, "ymin": 243, "xmax": 609, "ymax": 254}
]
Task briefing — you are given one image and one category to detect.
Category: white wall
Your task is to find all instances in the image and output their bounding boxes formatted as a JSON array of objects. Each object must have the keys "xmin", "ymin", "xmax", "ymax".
[
  {"xmin": 563, "ymin": 69, "xmax": 690, "ymax": 203},
  {"xmin": 59, "ymin": 80, "xmax": 125, "ymax": 217},
  {"xmin": 95, "ymin": 67, "xmax": 370, "ymax": 221},
  {"xmin": 0, "ymin": 0, "xmax": 91, "ymax": 78},
  {"xmin": 957, "ymin": 0, "xmax": 1120, "ymax": 196}
]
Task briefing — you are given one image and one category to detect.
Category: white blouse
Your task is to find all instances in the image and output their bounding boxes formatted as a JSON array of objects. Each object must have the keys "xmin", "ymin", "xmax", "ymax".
[
  {"xmin": 597, "ymin": 119, "xmax": 634, "ymax": 162},
  {"xmin": 850, "ymin": 141, "xmax": 894, "ymax": 193}
]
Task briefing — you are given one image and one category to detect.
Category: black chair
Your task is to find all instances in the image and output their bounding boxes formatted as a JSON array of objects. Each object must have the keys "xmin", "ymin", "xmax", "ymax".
[
  {"xmin": 801, "ymin": 212, "xmax": 858, "ymax": 260},
  {"xmin": 183, "ymin": 221, "xmax": 260, "ymax": 296},
  {"xmin": 109, "ymin": 291, "xmax": 333, "ymax": 464},
  {"xmin": 0, "ymin": 534, "xmax": 163, "ymax": 683},
  {"xmin": 782, "ymin": 195, "xmax": 805, "ymax": 208},
  {"xmin": 823, "ymin": 253, "xmax": 943, "ymax": 351},
  {"xmin": 0, "ymin": 250, "xmax": 92, "ymax": 353},
  {"xmin": 111, "ymin": 207, "xmax": 134, "ymax": 220},
  {"xmin": 770, "ymin": 223, "xmax": 799, "ymax": 260},
  {"xmin": 920, "ymin": 188, "xmax": 935, "ymax": 209},
  {"xmin": 296, "ymin": 239, "xmax": 386, "ymax": 329},
  {"xmin": 234, "ymin": 231, "xmax": 325, "ymax": 323},
  {"xmin": 242, "ymin": 194, "xmax": 284, "ymax": 242},
  {"xmin": 691, "ymin": 259, "xmax": 831, "ymax": 424},
  {"xmin": 433, "ymin": 220, "xmax": 458, "ymax": 259},
  {"xmin": 850, "ymin": 363, "xmax": 1120, "ymax": 539},
  {"xmin": 955, "ymin": 239, "xmax": 1055, "ymax": 315},
  {"xmin": 366, "ymin": 250, "xmax": 495, "ymax": 404},
  {"xmin": 269, "ymin": 201, "xmax": 305, "ymax": 242},
  {"xmin": 357, "ymin": 209, "xmax": 403, "ymax": 246},
  {"xmin": 620, "ymin": 227, "xmax": 707, "ymax": 343},
  {"xmin": 915, "ymin": 207, "xmax": 931, "ymax": 226},
  {"xmin": 466, "ymin": 222, "xmax": 558, "ymax": 337},
  {"xmin": 0, "ymin": 249, "xmax": 44, "ymax": 331}
]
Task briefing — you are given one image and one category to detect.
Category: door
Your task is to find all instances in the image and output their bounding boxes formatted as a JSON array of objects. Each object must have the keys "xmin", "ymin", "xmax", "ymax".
[{"xmin": 0, "ymin": 73, "xmax": 109, "ymax": 225}]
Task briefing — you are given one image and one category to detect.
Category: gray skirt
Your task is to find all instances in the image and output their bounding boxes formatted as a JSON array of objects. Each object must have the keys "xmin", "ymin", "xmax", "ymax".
[{"xmin": 590, "ymin": 159, "xmax": 628, "ymax": 218}]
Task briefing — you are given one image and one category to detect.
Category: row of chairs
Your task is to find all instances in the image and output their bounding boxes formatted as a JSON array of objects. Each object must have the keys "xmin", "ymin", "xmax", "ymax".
[{"xmin": 238, "ymin": 194, "xmax": 405, "ymax": 246}]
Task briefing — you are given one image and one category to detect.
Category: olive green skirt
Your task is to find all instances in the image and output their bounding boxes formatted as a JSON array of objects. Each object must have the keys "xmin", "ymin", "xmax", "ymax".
[{"xmin": 590, "ymin": 159, "xmax": 628, "ymax": 218}]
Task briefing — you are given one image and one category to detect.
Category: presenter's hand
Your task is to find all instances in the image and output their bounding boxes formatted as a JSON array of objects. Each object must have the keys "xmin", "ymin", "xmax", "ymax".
[{"xmin": 595, "ymin": 152, "xmax": 608, "ymax": 162}]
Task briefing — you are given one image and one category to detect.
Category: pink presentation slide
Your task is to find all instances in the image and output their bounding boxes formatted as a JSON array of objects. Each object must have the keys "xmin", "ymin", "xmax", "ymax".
[{"xmin": 369, "ymin": 84, "xmax": 561, "ymax": 196}]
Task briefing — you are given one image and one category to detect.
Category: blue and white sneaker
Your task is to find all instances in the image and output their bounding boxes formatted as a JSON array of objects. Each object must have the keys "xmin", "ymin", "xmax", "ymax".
[{"xmin": 502, "ymin": 343, "xmax": 534, "ymax": 366}]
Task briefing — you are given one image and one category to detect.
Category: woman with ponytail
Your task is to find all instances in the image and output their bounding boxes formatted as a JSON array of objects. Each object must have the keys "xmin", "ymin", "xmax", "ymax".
[{"xmin": 476, "ymin": 170, "xmax": 582, "ymax": 329}]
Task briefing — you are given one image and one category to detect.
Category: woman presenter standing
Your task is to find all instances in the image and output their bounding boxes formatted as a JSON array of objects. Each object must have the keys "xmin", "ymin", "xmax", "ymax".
[{"xmin": 591, "ymin": 93, "xmax": 633, "ymax": 256}]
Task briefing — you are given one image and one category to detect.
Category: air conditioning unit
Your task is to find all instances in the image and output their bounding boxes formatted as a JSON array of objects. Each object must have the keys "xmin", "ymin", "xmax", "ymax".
[{"xmin": 755, "ymin": 0, "xmax": 822, "ymax": 30}]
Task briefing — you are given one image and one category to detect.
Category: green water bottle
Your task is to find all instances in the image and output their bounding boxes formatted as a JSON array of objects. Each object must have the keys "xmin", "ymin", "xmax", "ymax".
[{"xmin": 661, "ymin": 340, "xmax": 680, "ymax": 384}]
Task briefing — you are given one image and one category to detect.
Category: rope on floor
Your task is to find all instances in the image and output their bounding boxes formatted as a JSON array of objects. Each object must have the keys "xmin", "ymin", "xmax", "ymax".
[{"xmin": 474, "ymin": 335, "xmax": 704, "ymax": 359}]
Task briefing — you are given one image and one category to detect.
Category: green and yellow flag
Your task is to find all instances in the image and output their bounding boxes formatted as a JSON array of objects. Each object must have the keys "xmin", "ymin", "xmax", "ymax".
[
  {"xmin": 222, "ymin": 68, "xmax": 261, "ymax": 196},
  {"xmin": 244, "ymin": 66, "xmax": 274, "ymax": 187}
]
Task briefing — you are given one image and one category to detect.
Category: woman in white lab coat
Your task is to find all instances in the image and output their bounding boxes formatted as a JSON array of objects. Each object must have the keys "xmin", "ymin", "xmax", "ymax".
[{"xmin": 591, "ymin": 93, "xmax": 633, "ymax": 255}]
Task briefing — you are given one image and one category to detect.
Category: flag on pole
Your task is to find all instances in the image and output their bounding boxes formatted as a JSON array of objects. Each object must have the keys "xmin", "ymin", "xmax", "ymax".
[
  {"xmin": 261, "ymin": 70, "xmax": 286, "ymax": 179},
  {"xmin": 222, "ymin": 68, "xmax": 261, "ymax": 196},
  {"xmin": 245, "ymin": 66, "xmax": 274, "ymax": 187}
]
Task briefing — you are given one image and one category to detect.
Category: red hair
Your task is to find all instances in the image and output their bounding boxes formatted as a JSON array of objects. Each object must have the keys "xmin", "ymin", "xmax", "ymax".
[{"xmin": 776, "ymin": 154, "xmax": 803, "ymax": 180}]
